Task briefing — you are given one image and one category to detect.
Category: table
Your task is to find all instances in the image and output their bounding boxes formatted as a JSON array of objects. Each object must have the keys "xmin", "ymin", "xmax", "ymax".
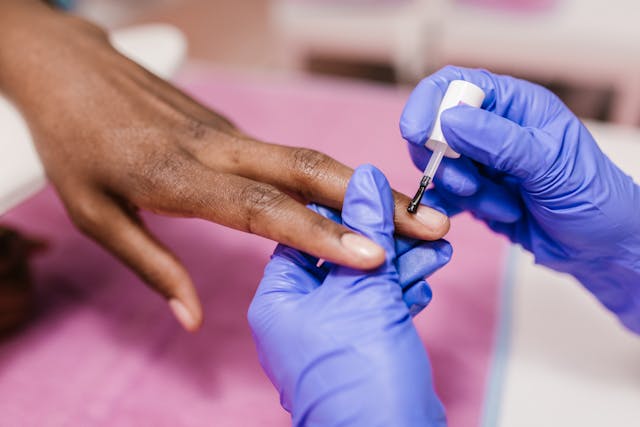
[{"xmin": 0, "ymin": 68, "xmax": 506, "ymax": 426}]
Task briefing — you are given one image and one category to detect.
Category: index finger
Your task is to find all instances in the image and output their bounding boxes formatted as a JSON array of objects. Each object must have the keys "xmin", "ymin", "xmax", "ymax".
[
  {"xmin": 192, "ymin": 140, "xmax": 451, "ymax": 242},
  {"xmin": 144, "ymin": 164, "xmax": 387, "ymax": 271},
  {"xmin": 400, "ymin": 65, "xmax": 565, "ymax": 147}
]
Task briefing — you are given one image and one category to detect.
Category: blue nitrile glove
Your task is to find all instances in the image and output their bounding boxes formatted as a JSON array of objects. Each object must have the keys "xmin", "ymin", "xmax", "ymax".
[
  {"xmin": 309, "ymin": 203, "xmax": 452, "ymax": 317},
  {"xmin": 400, "ymin": 66, "xmax": 640, "ymax": 333},
  {"xmin": 248, "ymin": 165, "xmax": 448, "ymax": 427}
]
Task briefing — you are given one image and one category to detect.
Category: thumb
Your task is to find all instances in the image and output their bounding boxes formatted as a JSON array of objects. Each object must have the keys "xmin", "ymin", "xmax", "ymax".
[
  {"xmin": 441, "ymin": 105, "xmax": 550, "ymax": 181},
  {"xmin": 339, "ymin": 164, "xmax": 397, "ymax": 274}
]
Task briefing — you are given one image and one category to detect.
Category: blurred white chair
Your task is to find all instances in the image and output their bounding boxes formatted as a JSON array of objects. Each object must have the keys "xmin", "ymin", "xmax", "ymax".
[
  {"xmin": 0, "ymin": 24, "xmax": 187, "ymax": 215},
  {"xmin": 436, "ymin": 0, "xmax": 640, "ymax": 125},
  {"xmin": 270, "ymin": 0, "xmax": 444, "ymax": 82}
]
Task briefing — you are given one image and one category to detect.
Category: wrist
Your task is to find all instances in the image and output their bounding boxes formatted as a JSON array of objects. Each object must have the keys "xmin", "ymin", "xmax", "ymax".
[
  {"xmin": 0, "ymin": 1, "xmax": 62, "ymax": 95},
  {"xmin": 0, "ymin": 1, "xmax": 51, "ymax": 31}
]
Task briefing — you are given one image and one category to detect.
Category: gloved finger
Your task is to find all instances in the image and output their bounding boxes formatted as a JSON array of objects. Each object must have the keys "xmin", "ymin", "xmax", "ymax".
[
  {"xmin": 408, "ymin": 144, "xmax": 480, "ymax": 196},
  {"xmin": 434, "ymin": 181, "xmax": 522, "ymax": 223},
  {"xmin": 420, "ymin": 190, "xmax": 464, "ymax": 217},
  {"xmin": 441, "ymin": 105, "xmax": 556, "ymax": 182},
  {"xmin": 395, "ymin": 236, "xmax": 420, "ymax": 257},
  {"xmin": 67, "ymin": 192, "xmax": 203, "ymax": 332},
  {"xmin": 307, "ymin": 204, "xmax": 342, "ymax": 225},
  {"xmin": 257, "ymin": 246, "xmax": 325, "ymax": 300},
  {"xmin": 308, "ymin": 205, "xmax": 454, "ymax": 288},
  {"xmin": 335, "ymin": 164, "xmax": 398, "ymax": 276},
  {"xmin": 401, "ymin": 66, "xmax": 564, "ymax": 130},
  {"xmin": 307, "ymin": 209, "xmax": 444, "ymax": 261},
  {"xmin": 400, "ymin": 74, "xmax": 449, "ymax": 146},
  {"xmin": 248, "ymin": 250, "xmax": 324, "ymax": 330},
  {"xmin": 400, "ymin": 66, "xmax": 500, "ymax": 147},
  {"xmin": 403, "ymin": 280, "xmax": 433, "ymax": 317},
  {"xmin": 486, "ymin": 220, "xmax": 536, "ymax": 252},
  {"xmin": 273, "ymin": 243, "xmax": 332, "ymax": 284},
  {"xmin": 398, "ymin": 240, "xmax": 452, "ymax": 287}
]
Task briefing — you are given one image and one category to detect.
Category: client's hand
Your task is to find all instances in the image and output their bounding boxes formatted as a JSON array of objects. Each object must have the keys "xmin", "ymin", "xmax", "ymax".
[
  {"xmin": 248, "ymin": 165, "xmax": 448, "ymax": 426},
  {"xmin": 0, "ymin": 1, "xmax": 449, "ymax": 330}
]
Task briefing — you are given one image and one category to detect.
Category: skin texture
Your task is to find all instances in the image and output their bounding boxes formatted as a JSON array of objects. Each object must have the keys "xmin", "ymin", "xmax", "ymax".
[{"xmin": 0, "ymin": 1, "xmax": 449, "ymax": 330}]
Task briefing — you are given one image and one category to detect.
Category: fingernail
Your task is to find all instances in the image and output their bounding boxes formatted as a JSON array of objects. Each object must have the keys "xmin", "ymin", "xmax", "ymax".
[
  {"xmin": 341, "ymin": 233, "xmax": 384, "ymax": 259},
  {"xmin": 415, "ymin": 207, "xmax": 448, "ymax": 230},
  {"xmin": 169, "ymin": 299, "xmax": 197, "ymax": 331}
]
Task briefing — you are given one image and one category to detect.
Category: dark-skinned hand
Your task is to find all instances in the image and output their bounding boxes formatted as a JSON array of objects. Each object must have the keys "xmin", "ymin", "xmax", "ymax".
[{"xmin": 0, "ymin": 1, "xmax": 449, "ymax": 330}]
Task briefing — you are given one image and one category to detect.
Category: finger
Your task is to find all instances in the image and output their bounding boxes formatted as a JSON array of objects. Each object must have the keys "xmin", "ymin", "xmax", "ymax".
[
  {"xmin": 441, "ymin": 105, "xmax": 556, "ymax": 183},
  {"xmin": 408, "ymin": 144, "xmax": 480, "ymax": 197},
  {"xmin": 433, "ymin": 181, "xmax": 522, "ymax": 223},
  {"xmin": 403, "ymin": 280, "xmax": 433, "ymax": 317},
  {"xmin": 395, "ymin": 236, "xmax": 420, "ymax": 257},
  {"xmin": 334, "ymin": 164, "xmax": 398, "ymax": 276},
  {"xmin": 400, "ymin": 66, "xmax": 564, "ymax": 135},
  {"xmin": 68, "ymin": 193, "xmax": 202, "ymax": 331},
  {"xmin": 273, "ymin": 243, "xmax": 331, "ymax": 284},
  {"xmin": 420, "ymin": 190, "xmax": 464, "ymax": 218},
  {"xmin": 149, "ymin": 168, "xmax": 386, "ymax": 270},
  {"xmin": 192, "ymin": 140, "xmax": 451, "ymax": 241},
  {"xmin": 308, "ymin": 206, "xmax": 451, "ymax": 282},
  {"xmin": 400, "ymin": 70, "xmax": 451, "ymax": 147},
  {"xmin": 248, "ymin": 250, "xmax": 321, "ymax": 333},
  {"xmin": 254, "ymin": 246, "xmax": 324, "ymax": 300},
  {"xmin": 306, "ymin": 204, "xmax": 342, "ymax": 225},
  {"xmin": 312, "ymin": 204, "xmax": 451, "ymax": 270},
  {"xmin": 397, "ymin": 240, "xmax": 453, "ymax": 287},
  {"xmin": 393, "ymin": 190, "xmax": 451, "ymax": 240}
]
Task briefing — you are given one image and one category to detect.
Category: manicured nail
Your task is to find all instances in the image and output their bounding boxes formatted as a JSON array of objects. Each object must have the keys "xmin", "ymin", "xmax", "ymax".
[
  {"xmin": 169, "ymin": 299, "xmax": 197, "ymax": 331},
  {"xmin": 341, "ymin": 233, "xmax": 384, "ymax": 260},
  {"xmin": 415, "ymin": 207, "xmax": 448, "ymax": 229}
]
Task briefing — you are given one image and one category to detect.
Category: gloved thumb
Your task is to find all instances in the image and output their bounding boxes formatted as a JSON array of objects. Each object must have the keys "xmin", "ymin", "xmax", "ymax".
[
  {"xmin": 339, "ymin": 164, "xmax": 397, "ymax": 274},
  {"xmin": 441, "ymin": 105, "xmax": 548, "ymax": 181}
]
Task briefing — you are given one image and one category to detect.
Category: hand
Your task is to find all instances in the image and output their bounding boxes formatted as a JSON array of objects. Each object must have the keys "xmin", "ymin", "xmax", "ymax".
[
  {"xmin": 0, "ymin": 227, "xmax": 45, "ymax": 335},
  {"xmin": 307, "ymin": 203, "xmax": 452, "ymax": 317},
  {"xmin": 0, "ymin": 2, "xmax": 449, "ymax": 331},
  {"xmin": 400, "ymin": 66, "xmax": 640, "ymax": 333},
  {"xmin": 249, "ymin": 165, "xmax": 449, "ymax": 426}
]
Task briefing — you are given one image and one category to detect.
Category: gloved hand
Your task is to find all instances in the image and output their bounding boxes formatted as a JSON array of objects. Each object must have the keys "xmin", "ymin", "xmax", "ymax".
[
  {"xmin": 248, "ymin": 165, "xmax": 449, "ymax": 426},
  {"xmin": 308, "ymin": 203, "xmax": 452, "ymax": 317},
  {"xmin": 400, "ymin": 66, "xmax": 640, "ymax": 333}
]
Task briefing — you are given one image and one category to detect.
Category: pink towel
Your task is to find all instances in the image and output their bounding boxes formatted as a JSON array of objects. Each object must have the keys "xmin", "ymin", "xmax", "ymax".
[{"xmin": 0, "ymin": 69, "xmax": 508, "ymax": 426}]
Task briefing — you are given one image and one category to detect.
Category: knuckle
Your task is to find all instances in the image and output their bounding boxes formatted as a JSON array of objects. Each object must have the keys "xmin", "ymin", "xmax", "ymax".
[
  {"xmin": 134, "ymin": 151, "xmax": 192, "ymax": 199},
  {"xmin": 68, "ymin": 200, "xmax": 105, "ymax": 235},
  {"xmin": 291, "ymin": 148, "xmax": 332, "ymax": 187},
  {"xmin": 184, "ymin": 117, "xmax": 209, "ymax": 141},
  {"xmin": 240, "ymin": 184, "xmax": 288, "ymax": 233},
  {"xmin": 291, "ymin": 148, "xmax": 334, "ymax": 201}
]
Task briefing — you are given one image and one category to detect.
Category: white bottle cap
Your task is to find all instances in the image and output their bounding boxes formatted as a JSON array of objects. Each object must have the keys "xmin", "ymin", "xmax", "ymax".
[{"xmin": 426, "ymin": 80, "xmax": 486, "ymax": 159}]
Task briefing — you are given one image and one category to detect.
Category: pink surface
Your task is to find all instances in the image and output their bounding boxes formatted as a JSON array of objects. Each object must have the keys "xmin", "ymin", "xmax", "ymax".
[
  {"xmin": 286, "ymin": 0, "xmax": 411, "ymax": 5},
  {"xmin": 0, "ymin": 68, "xmax": 508, "ymax": 426},
  {"xmin": 456, "ymin": 0, "xmax": 557, "ymax": 12}
]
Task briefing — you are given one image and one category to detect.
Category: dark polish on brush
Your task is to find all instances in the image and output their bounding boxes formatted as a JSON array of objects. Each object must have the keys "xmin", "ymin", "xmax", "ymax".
[{"xmin": 407, "ymin": 175, "xmax": 432, "ymax": 214}]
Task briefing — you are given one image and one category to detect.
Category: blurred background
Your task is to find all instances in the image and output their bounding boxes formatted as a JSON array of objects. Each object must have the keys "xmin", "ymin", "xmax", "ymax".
[
  {"xmin": 70, "ymin": 0, "xmax": 640, "ymax": 125},
  {"xmin": 3, "ymin": 3, "xmax": 638, "ymax": 425}
]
